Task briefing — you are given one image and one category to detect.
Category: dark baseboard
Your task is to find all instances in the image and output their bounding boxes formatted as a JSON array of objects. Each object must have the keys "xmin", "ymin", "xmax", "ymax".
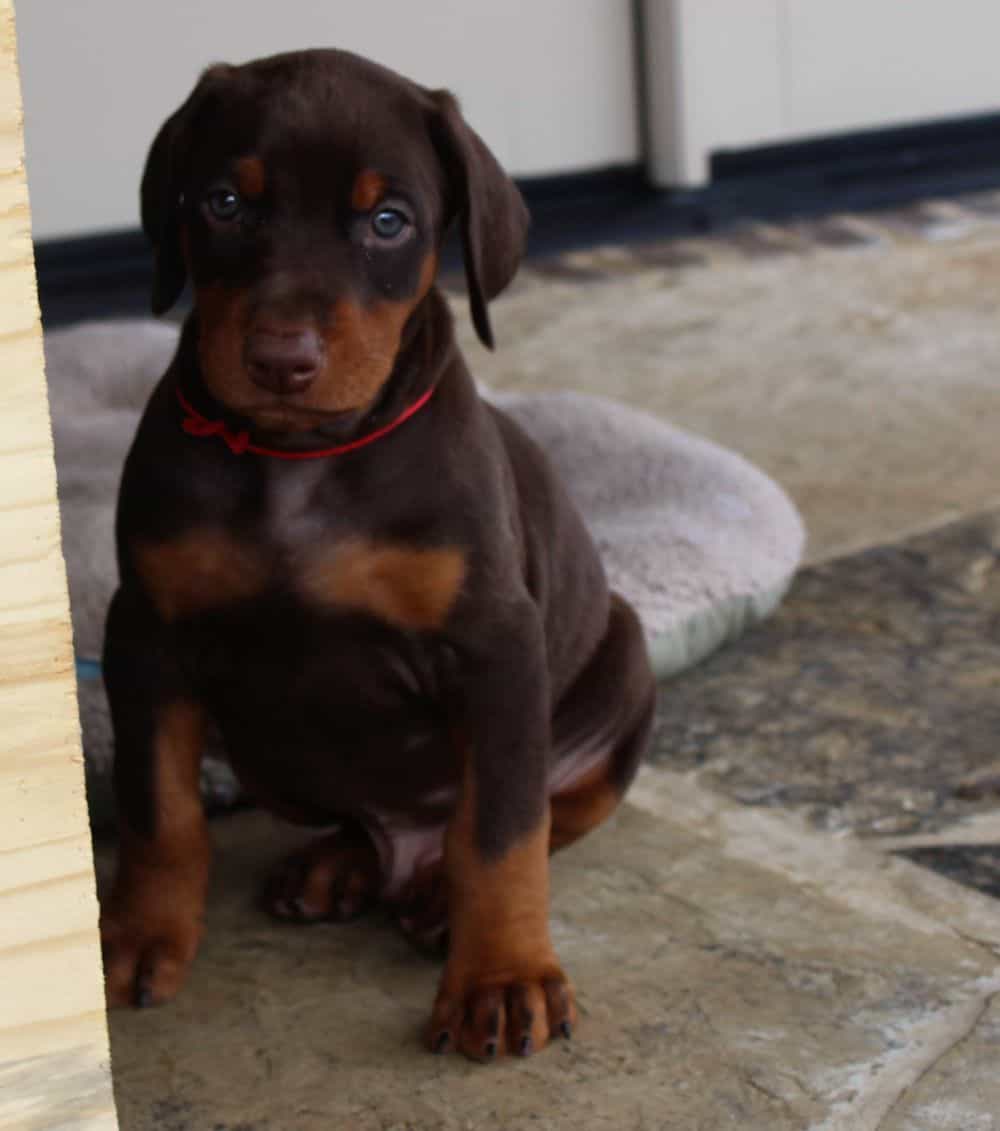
[
  {"xmin": 711, "ymin": 109, "xmax": 1000, "ymax": 183},
  {"xmin": 34, "ymin": 229, "xmax": 157, "ymax": 327},
  {"xmin": 35, "ymin": 111, "xmax": 1000, "ymax": 328},
  {"xmin": 516, "ymin": 110, "xmax": 1000, "ymax": 258}
]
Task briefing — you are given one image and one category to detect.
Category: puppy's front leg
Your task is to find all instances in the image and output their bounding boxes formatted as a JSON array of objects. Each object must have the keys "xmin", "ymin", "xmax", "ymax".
[
  {"xmin": 428, "ymin": 602, "xmax": 576, "ymax": 1060},
  {"xmin": 100, "ymin": 587, "xmax": 210, "ymax": 1008}
]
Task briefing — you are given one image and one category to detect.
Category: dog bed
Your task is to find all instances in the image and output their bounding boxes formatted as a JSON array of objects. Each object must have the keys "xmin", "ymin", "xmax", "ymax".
[{"xmin": 44, "ymin": 319, "xmax": 804, "ymax": 823}]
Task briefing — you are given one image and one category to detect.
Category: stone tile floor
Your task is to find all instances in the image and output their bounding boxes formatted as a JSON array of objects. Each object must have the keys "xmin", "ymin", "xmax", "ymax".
[{"xmin": 456, "ymin": 187, "xmax": 1000, "ymax": 564}]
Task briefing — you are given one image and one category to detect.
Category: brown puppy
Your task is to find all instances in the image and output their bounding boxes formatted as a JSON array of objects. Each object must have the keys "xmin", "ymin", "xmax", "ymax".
[{"xmin": 100, "ymin": 49, "xmax": 656, "ymax": 1061}]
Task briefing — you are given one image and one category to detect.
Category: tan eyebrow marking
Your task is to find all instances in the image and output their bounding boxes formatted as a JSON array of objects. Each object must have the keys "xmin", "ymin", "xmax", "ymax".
[
  {"xmin": 235, "ymin": 156, "xmax": 266, "ymax": 199},
  {"xmin": 351, "ymin": 169, "xmax": 388, "ymax": 211}
]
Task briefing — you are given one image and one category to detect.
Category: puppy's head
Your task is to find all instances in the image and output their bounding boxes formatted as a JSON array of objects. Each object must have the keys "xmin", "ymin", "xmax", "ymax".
[{"xmin": 142, "ymin": 49, "xmax": 528, "ymax": 433}]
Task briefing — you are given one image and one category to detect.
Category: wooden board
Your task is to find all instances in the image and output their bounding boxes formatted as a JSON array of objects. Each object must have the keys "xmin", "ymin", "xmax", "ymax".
[{"xmin": 0, "ymin": 3, "xmax": 119, "ymax": 1128}]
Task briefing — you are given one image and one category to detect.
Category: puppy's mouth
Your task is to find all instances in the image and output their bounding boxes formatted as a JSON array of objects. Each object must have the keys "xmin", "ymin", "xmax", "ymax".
[{"xmin": 240, "ymin": 399, "xmax": 366, "ymax": 436}]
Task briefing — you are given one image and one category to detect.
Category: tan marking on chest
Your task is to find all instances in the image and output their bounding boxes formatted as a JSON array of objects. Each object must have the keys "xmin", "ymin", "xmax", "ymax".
[
  {"xmin": 300, "ymin": 538, "xmax": 465, "ymax": 630},
  {"xmin": 135, "ymin": 528, "xmax": 269, "ymax": 621}
]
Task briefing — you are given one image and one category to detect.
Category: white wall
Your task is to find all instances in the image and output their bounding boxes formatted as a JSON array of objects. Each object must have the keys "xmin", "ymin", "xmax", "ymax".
[
  {"xmin": 18, "ymin": 0, "xmax": 640, "ymax": 240},
  {"xmin": 644, "ymin": 0, "xmax": 1000, "ymax": 186},
  {"xmin": 779, "ymin": 1, "xmax": 1000, "ymax": 138}
]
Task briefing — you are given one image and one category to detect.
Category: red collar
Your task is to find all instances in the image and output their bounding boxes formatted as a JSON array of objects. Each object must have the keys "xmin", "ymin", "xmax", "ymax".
[{"xmin": 175, "ymin": 382, "xmax": 436, "ymax": 461}]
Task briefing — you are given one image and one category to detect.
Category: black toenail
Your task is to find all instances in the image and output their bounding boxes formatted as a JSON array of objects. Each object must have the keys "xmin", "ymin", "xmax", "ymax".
[
  {"xmin": 484, "ymin": 1040, "xmax": 497, "ymax": 1058},
  {"xmin": 560, "ymin": 1020, "xmax": 572, "ymax": 1039},
  {"xmin": 519, "ymin": 1035, "xmax": 533, "ymax": 1056},
  {"xmin": 433, "ymin": 1031, "xmax": 450, "ymax": 1054}
]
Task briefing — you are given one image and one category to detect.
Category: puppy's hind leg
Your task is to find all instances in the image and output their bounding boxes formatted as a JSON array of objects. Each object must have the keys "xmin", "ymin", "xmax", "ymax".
[
  {"xmin": 263, "ymin": 820, "xmax": 383, "ymax": 924},
  {"xmin": 265, "ymin": 811, "xmax": 451, "ymax": 954},
  {"xmin": 549, "ymin": 593, "xmax": 656, "ymax": 853}
]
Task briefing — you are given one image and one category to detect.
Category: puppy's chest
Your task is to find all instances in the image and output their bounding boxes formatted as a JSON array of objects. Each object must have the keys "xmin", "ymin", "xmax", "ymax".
[{"xmin": 134, "ymin": 465, "xmax": 466, "ymax": 633}]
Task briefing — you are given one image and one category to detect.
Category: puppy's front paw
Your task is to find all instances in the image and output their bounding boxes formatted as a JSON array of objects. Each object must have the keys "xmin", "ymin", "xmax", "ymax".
[
  {"xmin": 426, "ymin": 965, "xmax": 576, "ymax": 1060},
  {"xmin": 100, "ymin": 902, "xmax": 202, "ymax": 1009}
]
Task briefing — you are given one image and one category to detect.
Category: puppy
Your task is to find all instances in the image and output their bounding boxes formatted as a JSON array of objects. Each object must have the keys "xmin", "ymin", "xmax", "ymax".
[{"xmin": 100, "ymin": 48, "xmax": 656, "ymax": 1061}]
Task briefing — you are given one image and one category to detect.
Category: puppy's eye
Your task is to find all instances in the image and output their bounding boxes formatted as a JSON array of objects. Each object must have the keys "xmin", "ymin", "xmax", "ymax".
[
  {"xmin": 206, "ymin": 188, "xmax": 242, "ymax": 222},
  {"xmin": 371, "ymin": 208, "xmax": 408, "ymax": 240}
]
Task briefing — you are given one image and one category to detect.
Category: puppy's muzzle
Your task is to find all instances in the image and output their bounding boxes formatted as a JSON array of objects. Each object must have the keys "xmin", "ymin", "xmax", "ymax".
[{"xmin": 245, "ymin": 325, "xmax": 324, "ymax": 395}]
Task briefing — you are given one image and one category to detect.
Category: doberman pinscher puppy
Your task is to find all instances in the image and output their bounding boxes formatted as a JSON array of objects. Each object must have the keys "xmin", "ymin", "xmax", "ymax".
[{"xmin": 100, "ymin": 48, "xmax": 656, "ymax": 1061}]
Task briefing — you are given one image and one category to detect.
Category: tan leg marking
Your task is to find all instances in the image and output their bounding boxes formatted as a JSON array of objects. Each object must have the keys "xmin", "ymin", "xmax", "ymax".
[
  {"xmin": 101, "ymin": 701, "xmax": 209, "ymax": 1008},
  {"xmin": 427, "ymin": 761, "xmax": 576, "ymax": 1059}
]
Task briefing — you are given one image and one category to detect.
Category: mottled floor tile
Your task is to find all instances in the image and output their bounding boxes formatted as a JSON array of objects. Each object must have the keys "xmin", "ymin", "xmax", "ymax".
[
  {"xmin": 791, "ymin": 214, "xmax": 889, "ymax": 248},
  {"xmin": 724, "ymin": 222, "xmax": 808, "ymax": 258},
  {"xmin": 652, "ymin": 508, "xmax": 1000, "ymax": 862}
]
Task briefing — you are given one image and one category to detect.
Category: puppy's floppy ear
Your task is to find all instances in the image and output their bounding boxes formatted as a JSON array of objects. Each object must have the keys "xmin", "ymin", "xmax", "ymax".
[
  {"xmin": 429, "ymin": 90, "xmax": 529, "ymax": 349},
  {"xmin": 140, "ymin": 65, "xmax": 231, "ymax": 315}
]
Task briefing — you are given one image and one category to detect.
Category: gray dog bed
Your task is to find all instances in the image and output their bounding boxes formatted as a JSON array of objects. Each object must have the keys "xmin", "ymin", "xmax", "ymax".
[{"xmin": 45, "ymin": 319, "xmax": 804, "ymax": 820}]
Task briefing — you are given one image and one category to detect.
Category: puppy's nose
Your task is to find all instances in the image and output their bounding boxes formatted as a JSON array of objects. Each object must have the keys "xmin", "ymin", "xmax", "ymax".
[{"xmin": 245, "ymin": 326, "xmax": 324, "ymax": 395}]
